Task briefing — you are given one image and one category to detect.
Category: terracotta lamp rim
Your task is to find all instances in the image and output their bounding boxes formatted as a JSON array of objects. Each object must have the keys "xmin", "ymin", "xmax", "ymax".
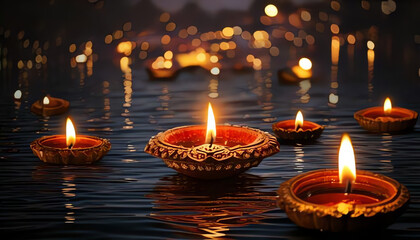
[
  {"xmin": 37, "ymin": 135, "xmax": 103, "ymax": 150},
  {"xmin": 354, "ymin": 107, "xmax": 418, "ymax": 122},
  {"xmin": 30, "ymin": 135, "xmax": 111, "ymax": 165},
  {"xmin": 272, "ymin": 120, "xmax": 324, "ymax": 132},
  {"xmin": 30, "ymin": 96, "xmax": 70, "ymax": 116},
  {"xmin": 144, "ymin": 124, "xmax": 279, "ymax": 179},
  {"xmin": 149, "ymin": 124, "xmax": 278, "ymax": 162},
  {"xmin": 354, "ymin": 107, "xmax": 418, "ymax": 133},
  {"xmin": 278, "ymin": 169, "xmax": 409, "ymax": 218}
]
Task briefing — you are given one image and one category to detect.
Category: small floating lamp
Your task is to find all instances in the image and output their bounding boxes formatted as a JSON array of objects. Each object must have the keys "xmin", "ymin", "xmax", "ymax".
[
  {"xmin": 354, "ymin": 97, "xmax": 418, "ymax": 133},
  {"xmin": 278, "ymin": 58, "xmax": 313, "ymax": 84},
  {"xmin": 145, "ymin": 103, "xmax": 279, "ymax": 179},
  {"xmin": 272, "ymin": 110, "xmax": 324, "ymax": 143},
  {"xmin": 31, "ymin": 95, "xmax": 70, "ymax": 116},
  {"xmin": 30, "ymin": 117, "xmax": 111, "ymax": 165},
  {"xmin": 277, "ymin": 134, "xmax": 410, "ymax": 232}
]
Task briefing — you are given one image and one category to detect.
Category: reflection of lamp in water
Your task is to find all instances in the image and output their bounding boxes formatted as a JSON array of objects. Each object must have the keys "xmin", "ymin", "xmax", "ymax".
[
  {"xmin": 331, "ymin": 36, "xmax": 340, "ymax": 65},
  {"xmin": 147, "ymin": 174, "xmax": 277, "ymax": 239},
  {"xmin": 367, "ymin": 40, "xmax": 375, "ymax": 93}
]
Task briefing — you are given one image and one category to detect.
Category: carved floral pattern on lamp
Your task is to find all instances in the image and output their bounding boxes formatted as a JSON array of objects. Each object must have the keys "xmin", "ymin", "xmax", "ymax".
[{"xmin": 145, "ymin": 103, "xmax": 279, "ymax": 179}]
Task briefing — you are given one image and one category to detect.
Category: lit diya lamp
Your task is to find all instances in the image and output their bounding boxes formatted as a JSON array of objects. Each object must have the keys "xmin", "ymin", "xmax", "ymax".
[
  {"xmin": 144, "ymin": 103, "xmax": 279, "ymax": 179},
  {"xmin": 277, "ymin": 134, "xmax": 409, "ymax": 232},
  {"xmin": 31, "ymin": 95, "xmax": 70, "ymax": 116},
  {"xmin": 272, "ymin": 110, "xmax": 324, "ymax": 143},
  {"xmin": 354, "ymin": 97, "xmax": 418, "ymax": 133},
  {"xmin": 278, "ymin": 58, "xmax": 313, "ymax": 84},
  {"xmin": 30, "ymin": 118, "xmax": 111, "ymax": 165}
]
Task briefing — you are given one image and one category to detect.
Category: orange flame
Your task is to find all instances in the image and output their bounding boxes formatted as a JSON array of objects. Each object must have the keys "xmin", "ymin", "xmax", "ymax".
[
  {"xmin": 66, "ymin": 118, "xmax": 76, "ymax": 149},
  {"xmin": 205, "ymin": 103, "xmax": 216, "ymax": 144},
  {"xmin": 295, "ymin": 111, "xmax": 304, "ymax": 130},
  {"xmin": 384, "ymin": 97, "xmax": 392, "ymax": 115},
  {"xmin": 338, "ymin": 134, "xmax": 356, "ymax": 184}
]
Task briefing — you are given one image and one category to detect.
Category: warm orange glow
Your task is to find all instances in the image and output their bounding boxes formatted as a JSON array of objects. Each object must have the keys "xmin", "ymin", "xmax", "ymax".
[
  {"xmin": 205, "ymin": 103, "xmax": 216, "ymax": 144},
  {"xmin": 384, "ymin": 97, "xmax": 392, "ymax": 114},
  {"xmin": 338, "ymin": 134, "xmax": 356, "ymax": 184},
  {"xmin": 43, "ymin": 96, "xmax": 50, "ymax": 105},
  {"xmin": 331, "ymin": 36, "xmax": 340, "ymax": 65},
  {"xmin": 295, "ymin": 111, "xmax": 304, "ymax": 130},
  {"xmin": 66, "ymin": 118, "xmax": 76, "ymax": 149}
]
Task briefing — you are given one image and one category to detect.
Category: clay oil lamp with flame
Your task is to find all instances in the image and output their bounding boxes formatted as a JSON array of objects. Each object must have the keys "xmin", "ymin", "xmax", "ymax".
[
  {"xmin": 30, "ymin": 118, "xmax": 111, "ymax": 165},
  {"xmin": 354, "ymin": 97, "xmax": 418, "ymax": 133},
  {"xmin": 144, "ymin": 103, "xmax": 279, "ymax": 179},
  {"xmin": 278, "ymin": 57, "xmax": 313, "ymax": 84},
  {"xmin": 277, "ymin": 134, "xmax": 409, "ymax": 232},
  {"xmin": 31, "ymin": 95, "xmax": 70, "ymax": 116},
  {"xmin": 272, "ymin": 110, "xmax": 324, "ymax": 143}
]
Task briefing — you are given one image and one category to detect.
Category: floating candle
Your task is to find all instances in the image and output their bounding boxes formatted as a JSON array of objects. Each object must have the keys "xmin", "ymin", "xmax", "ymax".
[
  {"xmin": 277, "ymin": 134, "xmax": 410, "ymax": 232},
  {"xmin": 272, "ymin": 110, "xmax": 323, "ymax": 143},
  {"xmin": 278, "ymin": 57, "xmax": 313, "ymax": 84},
  {"xmin": 30, "ymin": 95, "xmax": 70, "ymax": 116},
  {"xmin": 30, "ymin": 118, "xmax": 111, "ymax": 165},
  {"xmin": 145, "ymin": 103, "xmax": 279, "ymax": 179},
  {"xmin": 354, "ymin": 97, "xmax": 418, "ymax": 133}
]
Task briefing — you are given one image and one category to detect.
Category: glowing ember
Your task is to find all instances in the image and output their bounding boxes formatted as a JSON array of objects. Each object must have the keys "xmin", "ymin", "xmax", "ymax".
[
  {"xmin": 338, "ymin": 134, "xmax": 356, "ymax": 184},
  {"xmin": 384, "ymin": 97, "xmax": 392, "ymax": 115},
  {"xmin": 66, "ymin": 118, "xmax": 76, "ymax": 149},
  {"xmin": 205, "ymin": 103, "xmax": 216, "ymax": 145}
]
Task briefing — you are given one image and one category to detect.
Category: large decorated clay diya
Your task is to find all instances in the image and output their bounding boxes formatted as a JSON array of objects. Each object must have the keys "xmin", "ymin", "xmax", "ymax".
[
  {"xmin": 272, "ymin": 110, "xmax": 324, "ymax": 143},
  {"xmin": 30, "ymin": 95, "xmax": 70, "ymax": 116},
  {"xmin": 277, "ymin": 134, "xmax": 409, "ymax": 232},
  {"xmin": 278, "ymin": 58, "xmax": 313, "ymax": 84},
  {"xmin": 354, "ymin": 97, "xmax": 418, "ymax": 133},
  {"xmin": 145, "ymin": 103, "xmax": 279, "ymax": 179},
  {"xmin": 31, "ymin": 118, "xmax": 111, "ymax": 165}
]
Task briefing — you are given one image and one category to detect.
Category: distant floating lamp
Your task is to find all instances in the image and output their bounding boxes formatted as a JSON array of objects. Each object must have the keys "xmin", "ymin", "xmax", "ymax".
[
  {"xmin": 31, "ymin": 95, "xmax": 69, "ymax": 116},
  {"xmin": 278, "ymin": 57, "xmax": 313, "ymax": 84},
  {"xmin": 354, "ymin": 97, "xmax": 418, "ymax": 133},
  {"xmin": 272, "ymin": 110, "xmax": 324, "ymax": 143}
]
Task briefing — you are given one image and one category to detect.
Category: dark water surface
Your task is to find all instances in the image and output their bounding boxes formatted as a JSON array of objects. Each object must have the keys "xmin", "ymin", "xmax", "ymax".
[{"xmin": 1, "ymin": 0, "xmax": 420, "ymax": 239}]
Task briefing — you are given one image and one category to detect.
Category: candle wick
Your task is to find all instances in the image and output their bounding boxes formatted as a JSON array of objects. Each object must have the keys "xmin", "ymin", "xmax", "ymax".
[
  {"xmin": 295, "ymin": 125, "xmax": 301, "ymax": 131},
  {"xmin": 209, "ymin": 135, "xmax": 214, "ymax": 148},
  {"xmin": 344, "ymin": 180, "xmax": 353, "ymax": 195},
  {"xmin": 68, "ymin": 143, "xmax": 74, "ymax": 150}
]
